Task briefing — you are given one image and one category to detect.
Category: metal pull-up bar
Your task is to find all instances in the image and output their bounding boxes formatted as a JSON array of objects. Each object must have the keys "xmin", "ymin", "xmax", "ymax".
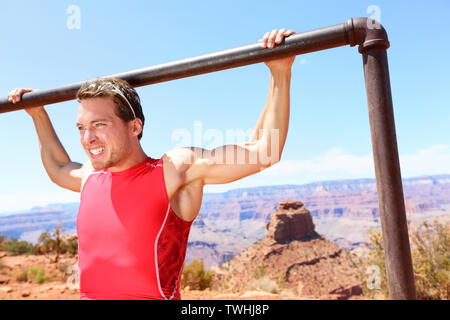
[{"xmin": 0, "ymin": 17, "xmax": 417, "ymax": 299}]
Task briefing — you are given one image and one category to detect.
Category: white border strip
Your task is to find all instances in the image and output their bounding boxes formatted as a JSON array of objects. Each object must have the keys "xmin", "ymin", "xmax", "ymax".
[{"xmin": 154, "ymin": 203, "xmax": 171, "ymax": 300}]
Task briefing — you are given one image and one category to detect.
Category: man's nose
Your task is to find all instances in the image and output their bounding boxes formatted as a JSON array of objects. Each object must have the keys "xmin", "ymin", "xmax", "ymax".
[{"xmin": 82, "ymin": 129, "xmax": 97, "ymax": 145}]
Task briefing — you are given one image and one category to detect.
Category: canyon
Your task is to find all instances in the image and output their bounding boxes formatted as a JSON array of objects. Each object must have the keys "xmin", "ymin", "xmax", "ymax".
[{"xmin": 1, "ymin": 174, "xmax": 449, "ymax": 269}]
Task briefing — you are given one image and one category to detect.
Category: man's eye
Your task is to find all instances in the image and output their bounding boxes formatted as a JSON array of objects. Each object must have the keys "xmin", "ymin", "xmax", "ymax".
[
  {"xmin": 77, "ymin": 127, "xmax": 85, "ymax": 131},
  {"xmin": 95, "ymin": 123, "xmax": 105, "ymax": 127}
]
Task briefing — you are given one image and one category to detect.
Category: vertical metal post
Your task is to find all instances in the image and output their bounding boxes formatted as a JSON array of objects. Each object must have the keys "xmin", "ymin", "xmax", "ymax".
[{"xmin": 361, "ymin": 46, "xmax": 417, "ymax": 299}]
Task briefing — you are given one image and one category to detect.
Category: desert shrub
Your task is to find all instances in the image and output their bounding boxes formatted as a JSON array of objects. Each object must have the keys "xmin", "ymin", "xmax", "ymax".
[
  {"xmin": 3, "ymin": 238, "xmax": 37, "ymax": 255},
  {"xmin": 37, "ymin": 232, "xmax": 51, "ymax": 244},
  {"xmin": 59, "ymin": 241, "xmax": 68, "ymax": 254},
  {"xmin": 27, "ymin": 266, "xmax": 47, "ymax": 284},
  {"xmin": 410, "ymin": 219, "xmax": 449, "ymax": 299},
  {"xmin": 247, "ymin": 276, "xmax": 280, "ymax": 294},
  {"xmin": 12, "ymin": 269, "xmax": 29, "ymax": 282},
  {"xmin": 181, "ymin": 259, "xmax": 213, "ymax": 290},
  {"xmin": 37, "ymin": 227, "xmax": 78, "ymax": 258},
  {"xmin": 60, "ymin": 239, "xmax": 78, "ymax": 255},
  {"xmin": 360, "ymin": 228, "xmax": 388, "ymax": 298},
  {"xmin": 40, "ymin": 239, "xmax": 57, "ymax": 254},
  {"xmin": 252, "ymin": 263, "xmax": 267, "ymax": 279},
  {"xmin": 68, "ymin": 239, "xmax": 78, "ymax": 254},
  {"xmin": 361, "ymin": 219, "xmax": 449, "ymax": 300}
]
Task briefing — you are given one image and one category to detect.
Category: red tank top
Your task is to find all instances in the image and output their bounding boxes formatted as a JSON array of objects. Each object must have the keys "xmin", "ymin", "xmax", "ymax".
[{"xmin": 77, "ymin": 156, "xmax": 193, "ymax": 300}]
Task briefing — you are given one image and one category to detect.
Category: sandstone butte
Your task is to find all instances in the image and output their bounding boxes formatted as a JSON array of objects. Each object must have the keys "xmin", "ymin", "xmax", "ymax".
[{"xmin": 211, "ymin": 201, "xmax": 365, "ymax": 299}]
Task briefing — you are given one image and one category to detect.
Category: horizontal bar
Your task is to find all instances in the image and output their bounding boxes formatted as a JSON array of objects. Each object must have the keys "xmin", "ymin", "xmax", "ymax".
[{"xmin": 0, "ymin": 22, "xmax": 350, "ymax": 114}]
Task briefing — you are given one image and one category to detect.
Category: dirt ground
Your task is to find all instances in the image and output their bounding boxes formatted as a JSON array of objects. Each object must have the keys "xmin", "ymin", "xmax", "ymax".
[{"xmin": 0, "ymin": 252, "xmax": 369, "ymax": 300}]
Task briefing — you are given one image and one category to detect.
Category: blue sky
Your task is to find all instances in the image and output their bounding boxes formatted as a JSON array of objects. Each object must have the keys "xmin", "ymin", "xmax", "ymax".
[{"xmin": 0, "ymin": 0, "xmax": 449, "ymax": 213}]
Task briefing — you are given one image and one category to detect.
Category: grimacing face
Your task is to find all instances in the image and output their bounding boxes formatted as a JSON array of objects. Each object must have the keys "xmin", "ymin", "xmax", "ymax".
[{"xmin": 76, "ymin": 97, "xmax": 135, "ymax": 171}]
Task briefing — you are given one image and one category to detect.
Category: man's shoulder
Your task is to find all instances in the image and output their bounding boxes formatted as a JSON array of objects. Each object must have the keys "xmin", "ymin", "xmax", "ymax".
[
  {"xmin": 80, "ymin": 161, "xmax": 95, "ymax": 191},
  {"xmin": 81, "ymin": 160, "xmax": 94, "ymax": 175},
  {"xmin": 163, "ymin": 147, "xmax": 197, "ymax": 172},
  {"xmin": 162, "ymin": 147, "xmax": 204, "ymax": 187}
]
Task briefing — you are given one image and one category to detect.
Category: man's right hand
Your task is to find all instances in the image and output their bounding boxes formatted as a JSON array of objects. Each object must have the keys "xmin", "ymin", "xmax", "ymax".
[{"xmin": 8, "ymin": 88, "xmax": 45, "ymax": 117}]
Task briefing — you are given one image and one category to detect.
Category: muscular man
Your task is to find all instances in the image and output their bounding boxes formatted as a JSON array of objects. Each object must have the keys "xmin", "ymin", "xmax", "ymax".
[{"xmin": 8, "ymin": 29, "xmax": 295, "ymax": 300}]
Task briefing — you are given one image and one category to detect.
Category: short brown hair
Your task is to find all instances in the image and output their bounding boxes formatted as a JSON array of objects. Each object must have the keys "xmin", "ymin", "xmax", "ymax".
[{"xmin": 76, "ymin": 77, "xmax": 145, "ymax": 140}]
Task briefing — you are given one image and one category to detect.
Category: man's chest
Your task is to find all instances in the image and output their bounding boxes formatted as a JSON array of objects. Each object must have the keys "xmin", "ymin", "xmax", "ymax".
[{"xmin": 78, "ymin": 171, "xmax": 169, "ymax": 241}]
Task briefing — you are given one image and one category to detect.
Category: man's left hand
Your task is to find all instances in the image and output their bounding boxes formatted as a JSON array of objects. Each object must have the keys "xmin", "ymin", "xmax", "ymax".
[{"xmin": 259, "ymin": 28, "xmax": 296, "ymax": 73}]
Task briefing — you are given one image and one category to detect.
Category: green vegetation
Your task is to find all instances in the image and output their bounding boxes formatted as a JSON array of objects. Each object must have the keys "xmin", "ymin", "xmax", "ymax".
[
  {"xmin": 0, "ymin": 225, "xmax": 78, "ymax": 260},
  {"xmin": 181, "ymin": 259, "xmax": 214, "ymax": 290},
  {"xmin": 27, "ymin": 266, "xmax": 47, "ymax": 284},
  {"xmin": 37, "ymin": 232, "xmax": 55, "ymax": 254},
  {"xmin": 37, "ymin": 228, "xmax": 78, "ymax": 256},
  {"xmin": 252, "ymin": 263, "xmax": 267, "ymax": 279},
  {"xmin": 0, "ymin": 238, "xmax": 37, "ymax": 255},
  {"xmin": 411, "ymin": 219, "xmax": 449, "ymax": 299},
  {"xmin": 11, "ymin": 266, "xmax": 48, "ymax": 284},
  {"xmin": 12, "ymin": 268, "xmax": 29, "ymax": 282},
  {"xmin": 60, "ymin": 238, "xmax": 78, "ymax": 255},
  {"xmin": 361, "ymin": 219, "xmax": 449, "ymax": 300}
]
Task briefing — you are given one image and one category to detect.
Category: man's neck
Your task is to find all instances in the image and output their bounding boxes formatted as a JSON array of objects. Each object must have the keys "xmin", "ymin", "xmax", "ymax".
[{"xmin": 108, "ymin": 145, "xmax": 148, "ymax": 172}]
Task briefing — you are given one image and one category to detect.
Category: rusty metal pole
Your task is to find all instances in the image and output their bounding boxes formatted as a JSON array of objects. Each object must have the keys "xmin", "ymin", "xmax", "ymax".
[
  {"xmin": 348, "ymin": 18, "xmax": 417, "ymax": 299},
  {"xmin": 363, "ymin": 49, "xmax": 417, "ymax": 299},
  {"xmin": 0, "ymin": 23, "xmax": 351, "ymax": 114},
  {"xmin": 366, "ymin": 48, "xmax": 416, "ymax": 300}
]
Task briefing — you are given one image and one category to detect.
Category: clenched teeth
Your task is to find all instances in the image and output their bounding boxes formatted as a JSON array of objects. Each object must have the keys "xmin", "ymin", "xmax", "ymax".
[{"xmin": 90, "ymin": 147, "xmax": 105, "ymax": 155}]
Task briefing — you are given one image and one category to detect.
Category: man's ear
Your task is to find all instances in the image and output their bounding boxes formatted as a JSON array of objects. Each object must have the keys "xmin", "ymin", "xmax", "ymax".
[{"xmin": 130, "ymin": 118, "xmax": 143, "ymax": 138}]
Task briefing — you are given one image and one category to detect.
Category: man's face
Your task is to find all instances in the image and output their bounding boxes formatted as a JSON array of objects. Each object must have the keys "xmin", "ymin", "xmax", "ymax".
[{"xmin": 76, "ymin": 97, "xmax": 133, "ymax": 170}]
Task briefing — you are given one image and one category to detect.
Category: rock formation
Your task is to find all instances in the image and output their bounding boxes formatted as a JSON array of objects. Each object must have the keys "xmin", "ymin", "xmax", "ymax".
[
  {"xmin": 213, "ymin": 200, "xmax": 363, "ymax": 299},
  {"xmin": 266, "ymin": 201, "xmax": 316, "ymax": 243}
]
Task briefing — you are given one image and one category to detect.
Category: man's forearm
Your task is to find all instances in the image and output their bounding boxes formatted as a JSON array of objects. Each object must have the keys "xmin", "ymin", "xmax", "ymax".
[
  {"xmin": 251, "ymin": 70, "xmax": 291, "ymax": 166},
  {"xmin": 30, "ymin": 109, "xmax": 72, "ymax": 181},
  {"xmin": 250, "ymin": 78, "xmax": 272, "ymax": 143}
]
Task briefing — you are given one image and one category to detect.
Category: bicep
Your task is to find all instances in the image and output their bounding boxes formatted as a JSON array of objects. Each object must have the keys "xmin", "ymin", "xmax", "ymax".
[{"xmin": 185, "ymin": 142, "xmax": 266, "ymax": 185}]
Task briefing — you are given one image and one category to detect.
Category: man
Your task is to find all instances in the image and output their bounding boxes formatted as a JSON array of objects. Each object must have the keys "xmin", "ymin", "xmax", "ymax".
[{"xmin": 8, "ymin": 29, "xmax": 296, "ymax": 300}]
